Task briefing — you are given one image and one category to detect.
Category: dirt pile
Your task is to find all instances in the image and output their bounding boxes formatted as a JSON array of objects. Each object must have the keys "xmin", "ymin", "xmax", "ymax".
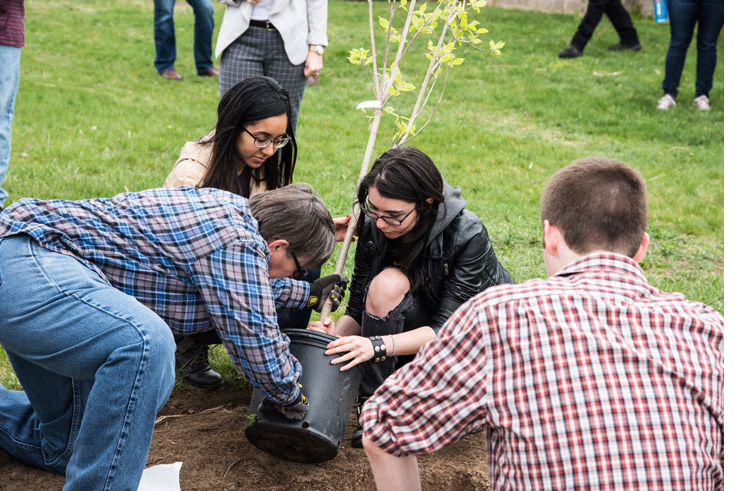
[{"xmin": 0, "ymin": 385, "xmax": 489, "ymax": 490}]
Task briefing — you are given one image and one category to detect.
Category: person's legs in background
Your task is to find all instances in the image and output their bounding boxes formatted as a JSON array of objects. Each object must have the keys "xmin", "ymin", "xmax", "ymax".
[
  {"xmin": 187, "ymin": 0, "xmax": 216, "ymax": 75},
  {"xmin": 153, "ymin": 0, "xmax": 181, "ymax": 78},
  {"xmin": 263, "ymin": 31, "xmax": 307, "ymax": 132},
  {"xmin": 219, "ymin": 25, "xmax": 267, "ymax": 97},
  {"xmin": 661, "ymin": 0, "xmax": 699, "ymax": 102},
  {"xmin": 218, "ymin": 26, "xmax": 306, "ymax": 129},
  {"xmin": 693, "ymin": 0, "xmax": 724, "ymax": 104},
  {"xmin": 564, "ymin": 0, "xmax": 606, "ymax": 57},
  {"xmin": 0, "ymin": 236, "xmax": 175, "ymax": 489},
  {"xmin": 0, "ymin": 45, "xmax": 21, "ymax": 210},
  {"xmin": 603, "ymin": 0, "xmax": 640, "ymax": 49}
]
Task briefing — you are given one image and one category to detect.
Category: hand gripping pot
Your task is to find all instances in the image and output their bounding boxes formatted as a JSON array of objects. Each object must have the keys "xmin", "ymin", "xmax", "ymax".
[{"xmin": 245, "ymin": 329, "xmax": 364, "ymax": 463}]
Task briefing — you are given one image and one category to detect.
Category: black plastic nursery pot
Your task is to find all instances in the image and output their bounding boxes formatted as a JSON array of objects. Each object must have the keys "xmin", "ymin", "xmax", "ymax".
[{"xmin": 245, "ymin": 328, "xmax": 364, "ymax": 463}]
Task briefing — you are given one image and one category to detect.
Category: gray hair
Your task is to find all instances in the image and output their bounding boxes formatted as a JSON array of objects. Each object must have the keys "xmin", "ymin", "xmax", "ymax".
[{"xmin": 248, "ymin": 183, "xmax": 335, "ymax": 267}]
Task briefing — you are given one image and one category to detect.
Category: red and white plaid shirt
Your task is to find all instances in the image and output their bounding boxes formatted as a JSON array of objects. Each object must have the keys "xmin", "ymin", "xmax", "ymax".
[{"xmin": 361, "ymin": 253, "xmax": 724, "ymax": 490}]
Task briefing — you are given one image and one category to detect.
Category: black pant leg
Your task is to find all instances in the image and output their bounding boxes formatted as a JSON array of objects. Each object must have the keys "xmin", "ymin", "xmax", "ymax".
[
  {"xmin": 571, "ymin": 0, "xmax": 606, "ymax": 51},
  {"xmin": 604, "ymin": 0, "xmax": 640, "ymax": 45}
]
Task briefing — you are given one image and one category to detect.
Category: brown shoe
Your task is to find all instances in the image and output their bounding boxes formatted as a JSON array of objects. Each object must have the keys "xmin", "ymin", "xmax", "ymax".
[
  {"xmin": 160, "ymin": 69, "xmax": 183, "ymax": 81},
  {"xmin": 198, "ymin": 68, "xmax": 219, "ymax": 77}
]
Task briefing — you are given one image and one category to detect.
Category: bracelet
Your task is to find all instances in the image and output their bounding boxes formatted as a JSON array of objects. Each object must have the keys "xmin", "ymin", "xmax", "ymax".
[
  {"xmin": 369, "ymin": 336, "xmax": 387, "ymax": 364},
  {"xmin": 389, "ymin": 334, "xmax": 396, "ymax": 357}
]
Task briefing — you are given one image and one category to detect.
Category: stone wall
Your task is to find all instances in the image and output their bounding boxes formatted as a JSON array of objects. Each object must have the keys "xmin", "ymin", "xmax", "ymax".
[{"xmin": 486, "ymin": 0, "xmax": 653, "ymax": 16}]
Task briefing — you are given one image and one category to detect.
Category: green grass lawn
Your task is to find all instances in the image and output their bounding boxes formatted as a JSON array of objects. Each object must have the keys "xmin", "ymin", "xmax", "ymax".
[{"xmin": 0, "ymin": 0, "xmax": 723, "ymax": 388}]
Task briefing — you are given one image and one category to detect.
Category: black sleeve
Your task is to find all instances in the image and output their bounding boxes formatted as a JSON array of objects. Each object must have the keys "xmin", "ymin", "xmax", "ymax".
[
  {"xmin": 344, "ymin": 222, "xmax": 376, "ymax": 324},
  {"xmin": 430, "ymin": 220, "xmax": 504, "ymax": 331}
]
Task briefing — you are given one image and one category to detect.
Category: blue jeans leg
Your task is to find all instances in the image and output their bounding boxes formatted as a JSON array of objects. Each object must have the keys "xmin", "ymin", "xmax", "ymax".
[
  {"xmin": 153, "ymin": 0, "xmax": 177, "ymax": 73},
  {"xmin": 694, "ymin": 0, "xmax": 724, "ymax": 97},
  {"xmin": 662, "ymin": 0, "xmax": 700, "ymax": 98},
  {"xmin": 186, "ymin": 0, "xmax": 214, "ymax": 73},
  {"xmin": 0, "ymin": 45, "xmax": 21, "ymax": 208},
  {"xmin": 0, "ymin": 236, "xmax": 176, "ymax": 490}
]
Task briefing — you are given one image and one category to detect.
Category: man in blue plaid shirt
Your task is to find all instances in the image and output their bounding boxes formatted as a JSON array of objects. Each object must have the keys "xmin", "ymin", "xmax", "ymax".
[{"xmin": 0, "ymin": 183, "xmax": 346, "ymax": 489}]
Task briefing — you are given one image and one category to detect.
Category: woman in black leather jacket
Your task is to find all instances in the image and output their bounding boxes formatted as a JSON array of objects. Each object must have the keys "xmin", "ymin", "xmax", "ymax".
[{"xmin": 310, "ymin": 147, "xmax": 513, "ymax": 446}]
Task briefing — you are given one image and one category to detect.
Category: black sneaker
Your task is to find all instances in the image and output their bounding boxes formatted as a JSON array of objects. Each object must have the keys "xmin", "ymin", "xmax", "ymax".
[
  {"xmin": 558, "ymin": 45, "xmax": 582, "ymax": 59},
  {"xmin": 606, "ymin": 42, "xmax": 642, "ymax": 52},
  {"xmin": 175, "ymin": 336, "xmax": 224, "ymax": 389},
  {"xmin": 351, "ymin": 425, "xmax": 364, "ymax": 448}
]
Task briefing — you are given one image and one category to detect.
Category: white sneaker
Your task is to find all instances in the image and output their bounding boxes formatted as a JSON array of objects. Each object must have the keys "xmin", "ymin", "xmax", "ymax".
[
  {"xmin": 693, "ymin": 95, "xmax": 711, "ymax": 110},
  {"xmin": 657, "ymin": 94, "xmax": 676, "ymax": 110}
]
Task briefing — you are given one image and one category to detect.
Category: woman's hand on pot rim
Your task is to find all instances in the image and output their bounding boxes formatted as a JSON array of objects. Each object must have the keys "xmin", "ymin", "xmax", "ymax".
[{"xmin": 325, "ymin": 335, "xmax": 374, "ymax": 371}]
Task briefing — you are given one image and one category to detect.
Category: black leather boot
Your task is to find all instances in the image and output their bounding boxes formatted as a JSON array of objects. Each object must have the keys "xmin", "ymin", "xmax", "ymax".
[{"xmin": 175, "ymin": 335, "xmax": 223, "ymax": 389}]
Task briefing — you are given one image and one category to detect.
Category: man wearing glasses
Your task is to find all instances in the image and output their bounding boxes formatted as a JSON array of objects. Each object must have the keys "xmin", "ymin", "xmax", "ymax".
[{"xmin": 0, "ymin": 183, "xmax": 347, "ymax": 489}]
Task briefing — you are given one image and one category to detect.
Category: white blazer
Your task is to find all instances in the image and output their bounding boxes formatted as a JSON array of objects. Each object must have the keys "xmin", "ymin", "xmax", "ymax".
[{"xmin": 215, "ymin": 0, "xmax": 328, "ymax": 66}]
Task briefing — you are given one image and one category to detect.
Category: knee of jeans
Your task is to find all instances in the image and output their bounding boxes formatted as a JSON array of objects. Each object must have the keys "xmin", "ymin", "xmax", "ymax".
[
  {"xmin": 145, "ymin": 325, "xmax": 177, "ymax": 384},
  {"xmin": 668, "ymin": 33, "xmax": 693, "ymax": 50},
  {"xmin": 365, "ymin": 269, "xmax": 409, "ymax": 317},
  {"xmin": 153, "ymin": 5, "xmax": 173, "ymax": 19},
  {"xmin": 696, "ymin": 38, "xmax": 717, "ymax": 52},
  {"xmin": 195, "ymin": 4, "xmax": 213, "ymax": 17}
]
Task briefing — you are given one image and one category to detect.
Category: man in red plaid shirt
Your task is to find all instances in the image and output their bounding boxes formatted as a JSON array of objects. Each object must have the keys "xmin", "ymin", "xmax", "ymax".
[{"xmin": 360, "ymin": 157, "xmax": 723, "ymax": 490}]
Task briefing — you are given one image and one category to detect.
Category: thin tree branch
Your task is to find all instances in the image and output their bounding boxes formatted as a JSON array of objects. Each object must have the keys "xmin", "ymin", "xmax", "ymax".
[
  {"xmin": 368, "ymin": 0, "xmax": 381, "ymax": 99},
  {"xmin": 398, "ymin": 0, "xmax": 459, "ymax": 145}
]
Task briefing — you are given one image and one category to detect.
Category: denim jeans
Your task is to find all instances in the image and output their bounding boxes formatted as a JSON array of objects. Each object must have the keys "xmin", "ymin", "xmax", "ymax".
[
  {"xmin": 153, "ymin": 0, "xmax": 214, "ymax": 74},
  {"xmin": 570, "ymin": 0, "xmax": 639, "ymax": 51},
  {"xmin": 0, "ymin": 236, "xmax": 176, "ymax": 490},
  {"xmin": 662, "ymin": 0, "xmax": 724, "ymax": 98},
  {"xmin": 0, "ymin": 45, "xmax": 21, "ymax": 208}
]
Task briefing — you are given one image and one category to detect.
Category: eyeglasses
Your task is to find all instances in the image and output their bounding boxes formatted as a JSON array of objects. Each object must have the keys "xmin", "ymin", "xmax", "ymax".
[
  {"xmin": 289, "ymin": 250, "xmax": 307, "ymax": 279},
  {"xmin": 360, "ymin": 200, "xmax": 417, "ymax": 227},
  {"xmin": 241, "ymin": 127, "xmax": 290, "ymax": 149}
]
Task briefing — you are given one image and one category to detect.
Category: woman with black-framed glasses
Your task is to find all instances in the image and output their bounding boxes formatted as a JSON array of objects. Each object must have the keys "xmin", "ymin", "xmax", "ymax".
[
  {"xmin": 164, "ymin": 75, "xmax": 348, "ymax": 389},
  {"xmin": 309, "ymin": 147, "xmax": 514, "ymax": 448},
  {"xmin": 165, "ymin": 75, "xmax": 297, "ymax": 196}
]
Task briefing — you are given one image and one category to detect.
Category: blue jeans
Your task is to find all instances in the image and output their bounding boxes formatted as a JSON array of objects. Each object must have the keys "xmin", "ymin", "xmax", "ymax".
[
  {"xmin": 0, "ymin": 45, "xmax": 21, "ymax": 208},
  {"xmin": 0, "ymin": 236, "xmax": 176, "ymax": 490},
  {"xmin": 153, "ymin": 0, "xmax": 215, "ymax": 74},
  {"xmin": 662, "ymin": 0, "xmax": 724, "ymax": 98}
]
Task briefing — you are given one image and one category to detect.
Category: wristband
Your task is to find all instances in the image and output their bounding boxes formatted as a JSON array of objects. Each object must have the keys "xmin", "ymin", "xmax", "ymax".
[{"xmin": 369, "ymin": 336, "xmax": 387, "ymax": 364}]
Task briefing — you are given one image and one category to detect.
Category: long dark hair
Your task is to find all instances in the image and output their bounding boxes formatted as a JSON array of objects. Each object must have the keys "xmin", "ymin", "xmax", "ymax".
[
  {"xmin": 357, "ymin": 147, "xmax": 444, "ymax": 289},
  {"xmin": 201, "ymin": 76, "xmax": 297, "ymax": 194}
]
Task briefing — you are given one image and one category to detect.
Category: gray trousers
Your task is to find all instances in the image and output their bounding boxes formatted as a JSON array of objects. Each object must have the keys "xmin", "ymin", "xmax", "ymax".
[{"xmin": 219, "ymin": 24, "xmax": 307, "ymax": 131}]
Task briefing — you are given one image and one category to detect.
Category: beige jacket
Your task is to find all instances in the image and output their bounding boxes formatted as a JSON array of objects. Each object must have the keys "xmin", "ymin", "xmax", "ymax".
[{"xmin": 164, "ymin": 139, "xmax": 267, "ymax": 195}]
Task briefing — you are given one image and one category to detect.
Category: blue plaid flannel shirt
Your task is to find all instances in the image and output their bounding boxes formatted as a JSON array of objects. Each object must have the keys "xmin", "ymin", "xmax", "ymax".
[{"xmin": 0, "ymin": 187, "xmax": 310, "ymax": 404}]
